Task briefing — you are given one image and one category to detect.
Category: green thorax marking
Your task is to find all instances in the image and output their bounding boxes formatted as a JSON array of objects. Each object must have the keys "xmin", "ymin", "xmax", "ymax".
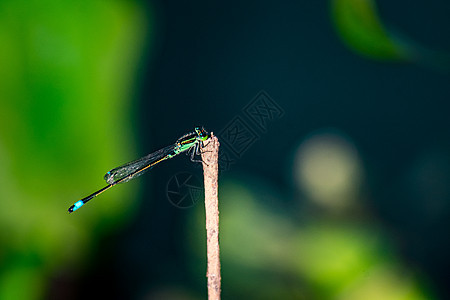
[
  {"xmin": 173, "ymin": 127, "xmax": 210, "ymax": 154},
  {"xmin": 178, "ymin": 140, "xmax": 197, "ymax": 153}
]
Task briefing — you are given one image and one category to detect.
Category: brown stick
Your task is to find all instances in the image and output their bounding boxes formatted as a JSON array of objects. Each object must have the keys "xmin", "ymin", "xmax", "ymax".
[{"xmin": 201, "ymin": 133, "xmax": 221, "ymax": 300}]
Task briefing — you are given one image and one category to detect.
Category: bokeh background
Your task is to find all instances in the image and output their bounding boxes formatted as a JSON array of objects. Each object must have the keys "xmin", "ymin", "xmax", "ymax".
[{"xmin": 1, "ymin": 0, "xmax": 449, "ymax": 299}]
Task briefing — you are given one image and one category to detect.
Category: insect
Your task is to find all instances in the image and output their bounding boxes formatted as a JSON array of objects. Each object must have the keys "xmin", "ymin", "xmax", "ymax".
[{"xmin": 68, "ymin": 127, "xmax": 210, "ymax": 213}]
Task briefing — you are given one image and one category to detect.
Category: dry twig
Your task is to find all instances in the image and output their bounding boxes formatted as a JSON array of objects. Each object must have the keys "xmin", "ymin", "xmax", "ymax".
[{"xmin": 201, "ymin": 133, "xmax": 221, "ymax": 300}]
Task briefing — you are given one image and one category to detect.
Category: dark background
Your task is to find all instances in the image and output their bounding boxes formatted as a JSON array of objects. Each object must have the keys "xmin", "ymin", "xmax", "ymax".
[
  {"xmin": 64, "ymin": 0, "xmax": 450, "ymax": 299},
  {"xmin": 0, "ymin": 0, "xmax": 449, "ymax": 299}
]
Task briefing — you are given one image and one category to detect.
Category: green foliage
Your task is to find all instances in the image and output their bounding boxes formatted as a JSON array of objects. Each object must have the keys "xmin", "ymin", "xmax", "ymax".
[
  {"xmin": 330, "ymin": 0, "xmax": 408, "ymax": 61},
  {"xmin": 331, "ymin": 0, "xmax": 450, "ymax": 70},
  {"xmin": 187, "ymin": 177, "xmax": 436, "ymax": 299},
  {"xmin": 0, "ymin": 0, "xmax": 150, "ymax": 298}
]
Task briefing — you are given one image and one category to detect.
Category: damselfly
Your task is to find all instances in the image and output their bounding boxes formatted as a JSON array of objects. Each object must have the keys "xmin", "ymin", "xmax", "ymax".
[{"xmin": 68, "ymin": 127, "xmax": 210, "ymax": 213}]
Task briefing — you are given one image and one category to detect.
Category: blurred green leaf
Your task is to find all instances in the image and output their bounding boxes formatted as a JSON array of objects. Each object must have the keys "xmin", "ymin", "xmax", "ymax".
[
  {"xmin": 0, "ymin": 0, "xmax": 151, "ymax": 297},
  {"xmin": 330, "ymin": 0, "xmax": 408, "ymax": 61}
]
